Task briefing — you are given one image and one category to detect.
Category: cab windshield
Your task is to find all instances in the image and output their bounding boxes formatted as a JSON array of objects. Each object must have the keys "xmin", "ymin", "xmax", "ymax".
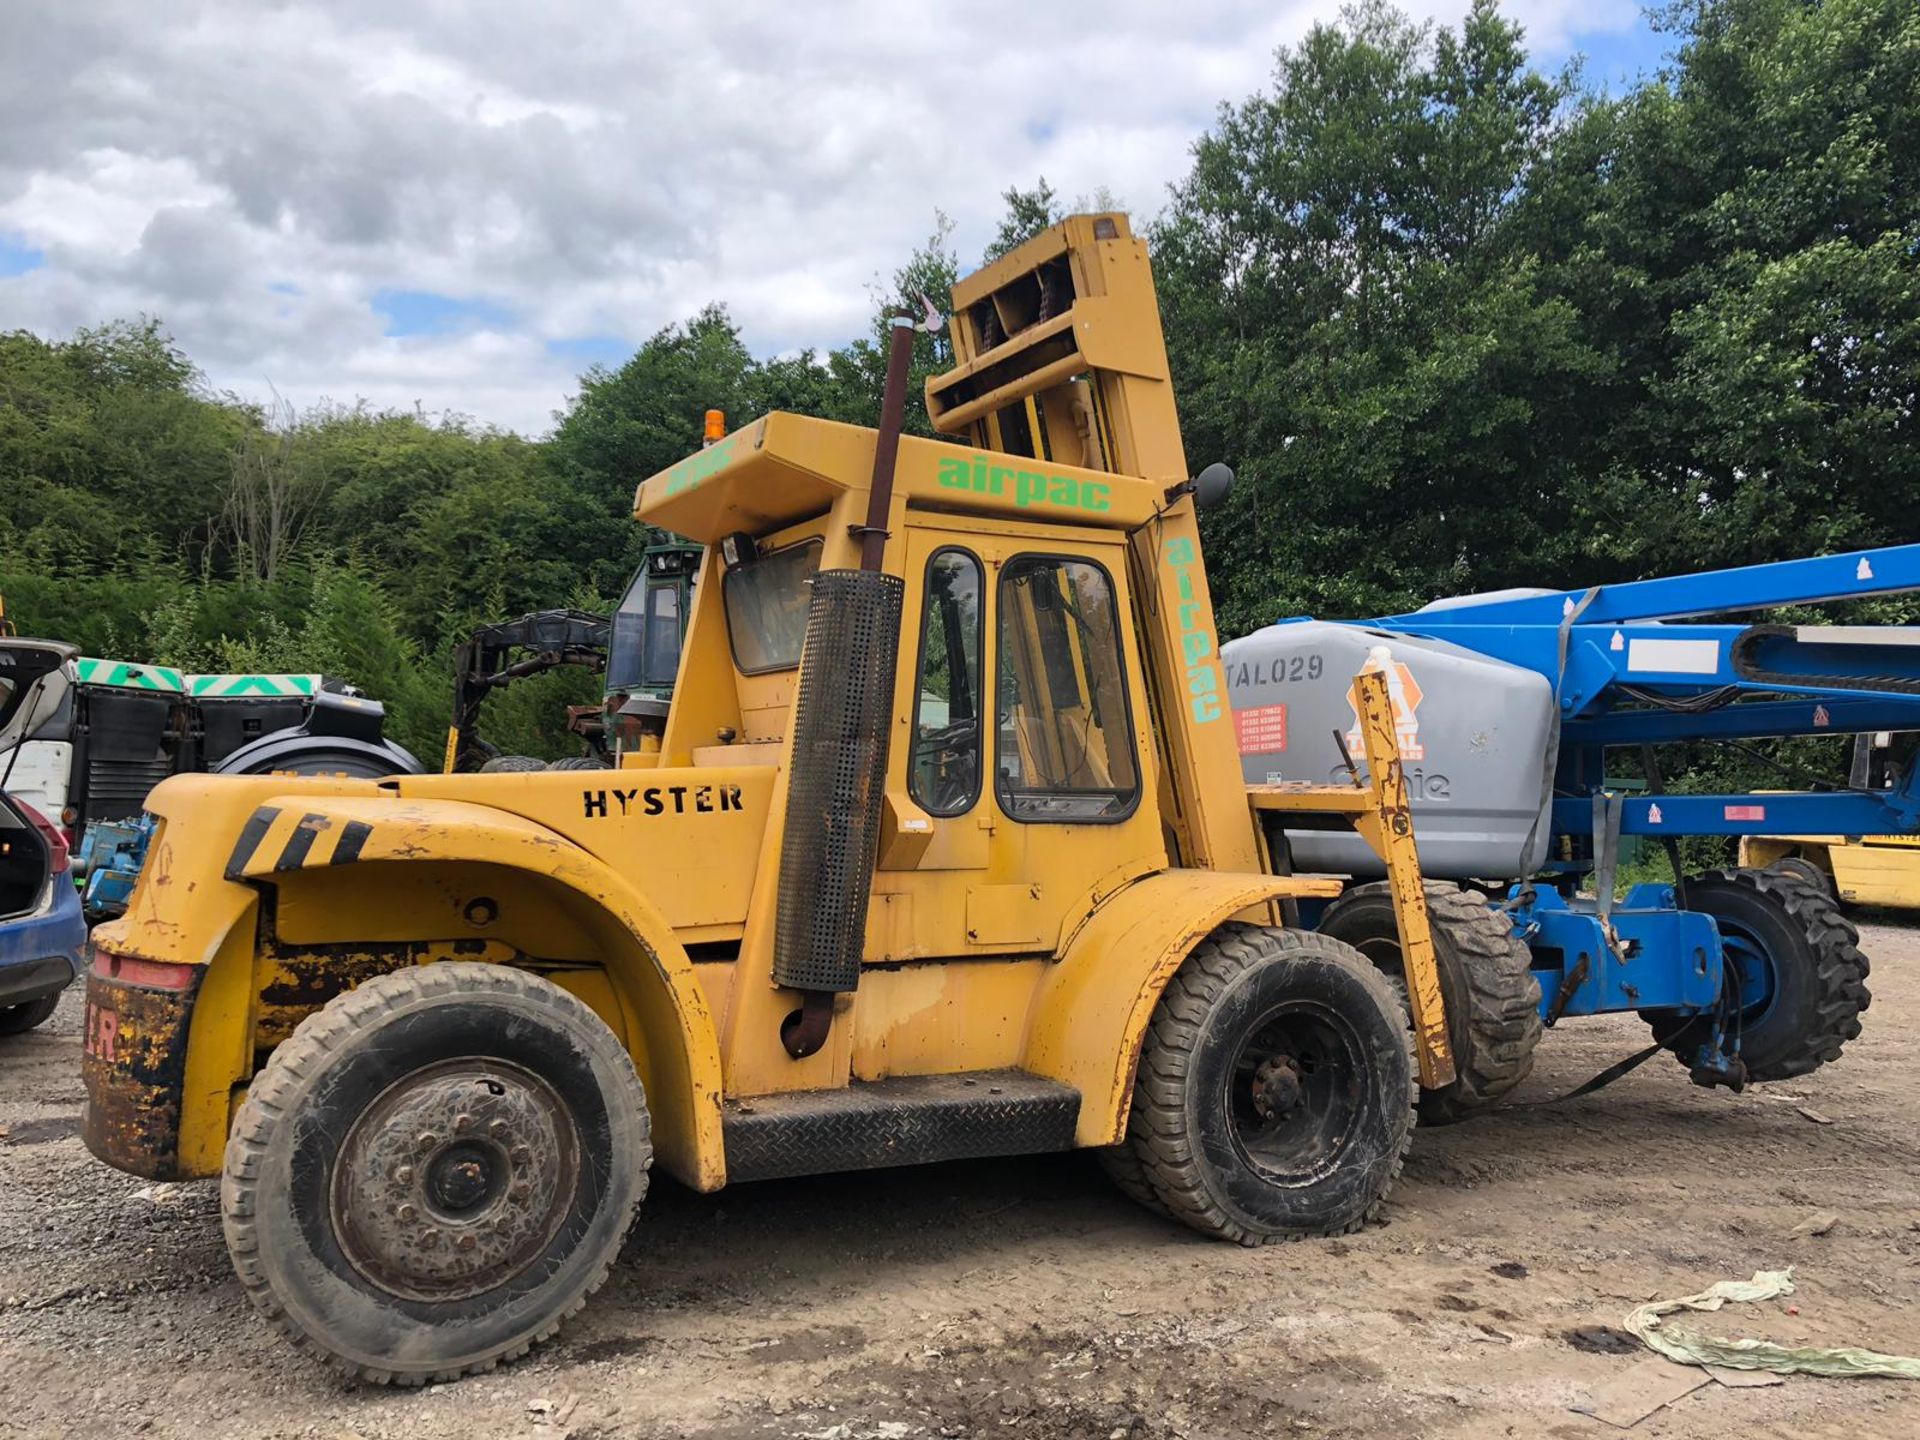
[{"xmin": 724, "ymin": 540, "xmax": 822, "ymax": 674}]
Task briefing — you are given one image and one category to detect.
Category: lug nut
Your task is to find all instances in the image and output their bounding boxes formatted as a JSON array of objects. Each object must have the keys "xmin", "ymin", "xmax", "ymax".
[
  {"xmin": 456, "ymin": 1234, "xmax": 477, "ymax": 1252},
  {"xmin": 489, "ymin": 1119, "xmax": 509, "ymax": 1138},
  {"xmin": 397, "ymin": 1203, "xmax": 417, "ymax": 1221},
  {"xmin": 420, "ymin": 1231, "xmax": 440, "ymax": 1248},
  {"xmin": 509, "ymin": 1145, "xmax": 532, "ymax": 1165},
  {"xmin": 396, "ymin": 1165, "xmax": 414, "ymax": 1184},
  {"xmin": 453, "ymin": 1113, "xmax": 472, "ymax": 1133},
  {"xmin": 416, "ymin": 1131, "xmax": 438, "ymax": 1152},
  {"xmin": 509, "ymin": 1182, "xmax": 531, "ymax": 1203}
]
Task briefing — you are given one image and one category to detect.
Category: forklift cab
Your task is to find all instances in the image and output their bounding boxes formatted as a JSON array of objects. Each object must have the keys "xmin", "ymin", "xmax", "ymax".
[{"xmin": 604, "ymin": 540, "xmax": 701, "ymax": 753}]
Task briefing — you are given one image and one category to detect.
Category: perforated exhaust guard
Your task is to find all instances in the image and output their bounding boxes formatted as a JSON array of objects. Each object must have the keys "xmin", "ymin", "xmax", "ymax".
[{"xmin": 772, "ymin": 568, "xmax": 906, "ymax": 997}]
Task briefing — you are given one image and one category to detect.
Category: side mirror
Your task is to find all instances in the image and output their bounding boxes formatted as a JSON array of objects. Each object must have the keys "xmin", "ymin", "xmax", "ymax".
[{"xmin": 1192, "ymin": 462, "xmax": 1235, "ymax": 511}]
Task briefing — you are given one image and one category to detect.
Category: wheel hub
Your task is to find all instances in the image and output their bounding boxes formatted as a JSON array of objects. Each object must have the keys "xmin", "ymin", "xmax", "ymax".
[
  {"xmin": 1249, "ymin": 1055, "xmax": 1304, "ymax": 1120},
  {"xmin": 331, "ymin": 1058, "xmax": 579, "ymax": 1302},
  {"xmin": 1227, "ymin": 1002, "xmax": 1366, "ymax": 1186},
  {"xmin": 427, "ymin": 1145, "xmax": 497, "ymax": 1212}
]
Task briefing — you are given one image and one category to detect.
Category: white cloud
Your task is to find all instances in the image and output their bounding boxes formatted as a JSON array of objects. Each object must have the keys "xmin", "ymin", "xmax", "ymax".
[{"xmin": 0, "ymin": 0, "xmax": 1643, "ymax": 434}]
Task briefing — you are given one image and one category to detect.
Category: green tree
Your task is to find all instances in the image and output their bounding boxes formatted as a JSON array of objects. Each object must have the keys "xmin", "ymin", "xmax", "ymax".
[
  {"xmin": 0, "ymin": 320, "xmax": 244, "ymax": 586},
  {"xmin": 1515, "ymin": 0, "xmax": 1920, "ymax": 577},
  {"xmin": 983, "ymin": 178, "xmax": 1062, "ymax": 262},
  {"xmin": 821, "ymin": 213, "xmax": 960, "ymax": 435},
  {"xmin": 1156, "ymin": 0, "xmax": 1594, "ymax": 633},
  {"xmin": 547, "ymin": 304, "xmax": 761, "ymax": 582}
]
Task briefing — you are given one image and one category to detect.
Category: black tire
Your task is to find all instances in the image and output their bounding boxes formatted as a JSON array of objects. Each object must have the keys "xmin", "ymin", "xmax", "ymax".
[
  {"xmin": 1318, "ymin": 882, "xmax": 1543, "ymax": 1124},
  {"xmin": 1095, "ymin": 1139, "xmax": 1172, "ymax": 1220},
  {"xmin": 0, "ymin": 993, "xmax": 62, "ymax": 1034},
  {"xmin": 222, "ymin": 963, "xmax": 651, "ymax": 1384},
  {"xmin": 1766, "ymin": 855, "xmax": 1833, "ymax": 898},
  {"xmin": 478, "ymin": 755, "xmax": 546, "ymax": 774},
  {"xmin": 1645, "ymin": 868, "xmax": 1870, "ymax": 1082},
  {"xmin": 1120, "ymin": 924, "xmax": 1414, "ymax": 1243},
  {"xmin": 547, "ymin": 756, "xmax": 611, "ymax": 771}
]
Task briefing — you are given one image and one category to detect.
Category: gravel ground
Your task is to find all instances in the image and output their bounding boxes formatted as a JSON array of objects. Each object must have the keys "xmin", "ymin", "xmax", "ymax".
[{"xmin": 3, "ymin": 918, "xmax": 1919, "ymax": 1439}]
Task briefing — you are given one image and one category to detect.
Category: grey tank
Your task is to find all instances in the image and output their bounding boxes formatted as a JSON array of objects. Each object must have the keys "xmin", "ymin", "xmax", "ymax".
[{"xmin": 1222, "ymin": 620, "xmax": 1556, "ymax": 881}]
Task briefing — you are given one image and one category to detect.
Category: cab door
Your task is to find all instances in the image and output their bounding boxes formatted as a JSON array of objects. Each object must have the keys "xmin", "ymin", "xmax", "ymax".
[
  {"xmin": 867, "ymin": 519, "xmax": 1166, "ymax": 965},
  {"xmin": 865, "ymin": 525, "xmax": 995, "ymax": 964}
]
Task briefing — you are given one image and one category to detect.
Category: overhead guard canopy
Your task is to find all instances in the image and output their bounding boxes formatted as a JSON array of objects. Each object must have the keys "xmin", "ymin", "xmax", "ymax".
[{"xmin": 633, "ymin": 411, "xmax": 1170, "ymax": 544}]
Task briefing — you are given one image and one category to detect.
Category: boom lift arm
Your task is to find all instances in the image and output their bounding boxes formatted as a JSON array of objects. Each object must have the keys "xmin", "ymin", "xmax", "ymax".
[{"xmin": 1375, "ymin": 542, "xmax": 1920, "ymax": 843}]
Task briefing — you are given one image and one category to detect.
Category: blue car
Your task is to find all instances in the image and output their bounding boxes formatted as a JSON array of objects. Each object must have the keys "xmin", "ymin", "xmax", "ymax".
[{"xmin": 1, "ymin": 789, "xmax": 87, "ymax": 1034}]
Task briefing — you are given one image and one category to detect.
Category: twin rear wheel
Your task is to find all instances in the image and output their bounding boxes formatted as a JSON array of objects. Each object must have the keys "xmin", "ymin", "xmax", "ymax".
[{"xmin": 222, "ymin": 963, "xmax": 651, "ymax": 1384}]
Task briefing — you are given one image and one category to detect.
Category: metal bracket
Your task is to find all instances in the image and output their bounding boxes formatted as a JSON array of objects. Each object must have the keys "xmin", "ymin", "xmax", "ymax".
[{"xmin": 1350, "ymin": 664, "xmax": 1457, "ymax": 1090}]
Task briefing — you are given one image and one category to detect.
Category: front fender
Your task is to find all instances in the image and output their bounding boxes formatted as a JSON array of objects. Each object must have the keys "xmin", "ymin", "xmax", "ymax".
[
  {"xmin": 1023, "ymin": 869, "xmax": 1309, "ymax": 1147},
  {"xmin": 224, "ymin": 794, "xmax": 728, "ymax": 1189}
]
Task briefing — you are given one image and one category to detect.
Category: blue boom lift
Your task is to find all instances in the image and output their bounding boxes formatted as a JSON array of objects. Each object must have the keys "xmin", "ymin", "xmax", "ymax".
[{"xmin": 1227, "ymin": 542, "xmax": 1920, "ymax": 1108}]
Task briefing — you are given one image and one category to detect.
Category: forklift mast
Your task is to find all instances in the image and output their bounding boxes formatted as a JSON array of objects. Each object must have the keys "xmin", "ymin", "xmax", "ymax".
[{"xmin": 925, "ymin": 214, "xmax": 1262, "ymax": 874}]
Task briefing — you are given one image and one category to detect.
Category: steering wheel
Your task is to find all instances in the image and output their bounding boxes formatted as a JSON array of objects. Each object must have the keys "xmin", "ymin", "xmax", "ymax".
[{"xmin": 913, "ymin": 719, "xmax": 979, "ymax": 812}]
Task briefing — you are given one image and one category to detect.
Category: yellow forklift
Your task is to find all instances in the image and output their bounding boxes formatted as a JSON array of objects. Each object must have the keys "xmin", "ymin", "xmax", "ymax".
[
  {"xmin": 80, "ymin": 215, "xmax": 1465, "ymax": 1382},
  {"xmin": 1741, "ymin": 732, "xmax": 1920, "ymax": 908}
]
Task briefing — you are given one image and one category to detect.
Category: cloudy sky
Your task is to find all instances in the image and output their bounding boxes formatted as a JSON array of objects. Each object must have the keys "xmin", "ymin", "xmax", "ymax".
[{"xmin": 0, "ymin": 1, "xmax": 1664, "ymax": 435}]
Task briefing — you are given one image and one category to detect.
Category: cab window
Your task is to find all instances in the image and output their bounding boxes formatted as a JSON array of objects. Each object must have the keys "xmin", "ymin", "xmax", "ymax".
[
  {"xmin": 724, "ymin": 539, "xmax": 822, "ymax": 674},
  {"xmin": 640, "ymin": 583, "xmax": 682, "ymax": 686},
  {"xmin": 605, "ymin": 571, "xmax": 654, "ymax": 691},
  {"xmin": 909, "ymin": 549, "xmax": 983, "ymax": 816},
  {"xmin": 995, "ymin": 555, "xmax": 1139, "ymax": 823}
]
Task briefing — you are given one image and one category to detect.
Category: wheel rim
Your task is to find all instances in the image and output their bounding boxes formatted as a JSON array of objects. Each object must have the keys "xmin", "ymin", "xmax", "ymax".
[
  {"xmin": 1719, "ymin": 923, "xmax": 1780, "ymax": 1029},
  {"xmin": 1222, "ymin": 1000, "xmax": 1369, "ymax": 1188},
  {"xmin": 331, "ymin": 1058, "xmax": 580, "ymax": 1302}
]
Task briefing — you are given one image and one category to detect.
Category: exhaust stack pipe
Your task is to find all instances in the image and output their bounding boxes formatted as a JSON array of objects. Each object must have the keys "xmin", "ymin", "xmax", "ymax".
[{"xmin": 776, "ymin": 314, "xmax": 918, "ymax": 1059}]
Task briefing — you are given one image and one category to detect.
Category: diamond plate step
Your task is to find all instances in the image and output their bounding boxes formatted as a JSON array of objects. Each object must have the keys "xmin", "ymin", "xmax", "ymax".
[{"xmin": 723, "ymin": 1069, "xmax": 1080, "ymax": 1183}]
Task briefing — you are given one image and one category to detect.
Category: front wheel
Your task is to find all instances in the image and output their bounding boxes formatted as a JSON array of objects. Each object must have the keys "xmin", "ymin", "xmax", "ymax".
[
  {"xmin": 222, "ymin": 963, "xmax": 651, "ymax": 1383},
  {"xmin": 1115, "ymin": 924, "xmax": 1414, "ymax": 1243}
]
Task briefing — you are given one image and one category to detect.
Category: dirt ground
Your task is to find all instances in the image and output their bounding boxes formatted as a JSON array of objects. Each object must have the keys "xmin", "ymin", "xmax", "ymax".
[{"xmin": 4, "ymin": 922, "xmax": 1919, "ymax": 1440}]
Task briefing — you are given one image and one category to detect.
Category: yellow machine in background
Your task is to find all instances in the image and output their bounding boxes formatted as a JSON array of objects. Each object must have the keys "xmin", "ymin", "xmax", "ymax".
[
  {"xmin": 79, "ymin": 214, "xmax": 1457, "ymax": 1383},
  {"xmin": 1741, "ymin": 732, "xmax": 1920, "ymax": 907},
  {"xmin": 1741, "ymin": 832, "xmax": 1920, "ymax": 907}
]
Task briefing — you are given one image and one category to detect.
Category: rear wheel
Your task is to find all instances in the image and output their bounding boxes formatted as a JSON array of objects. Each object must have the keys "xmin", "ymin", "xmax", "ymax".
[
  {"xmin": 547, "ymin": 755, "xmax": 611, "ymax": 771},
  {"xmin": 1095, "ymin": 1137, "xmax": 1171, "ymax": 1220},
  {"xmin": 478, "ymin": 755, "xmax": 546, "ymax": 774},
  {"xmin": 1645, "ymin": 868, "xmax": 1869, "ymax": 1082},
  {"xmin": 0, "ymin": 993, "xmax": 61, "ymax": 1034},
  {"xmin": 1118, "ymin": 924, "xmax": 1414, "ymax": 1243},
  {"xmin": 1317, "ymin": 882, "xmax": 1542, "ymax": 1124},
  {"xmin": 222, "ymin": 963, "xmax": 651, "ymax": 1383}
]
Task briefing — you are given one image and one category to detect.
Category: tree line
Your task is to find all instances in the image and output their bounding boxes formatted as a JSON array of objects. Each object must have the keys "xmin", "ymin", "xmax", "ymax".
[{"xmin": 2, "ymin": 0, "xmax": 1914, "ymax": 766}]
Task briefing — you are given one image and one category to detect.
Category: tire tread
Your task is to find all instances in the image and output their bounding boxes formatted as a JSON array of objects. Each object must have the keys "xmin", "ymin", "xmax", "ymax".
[
  {"xmin": 221, "ymin": 961, "xmax": 651, "ymax": 1385},
  {"xmin": 1115, "ymin": 924, "xmax": 1414, "ymax": 1246},
  {"xmin": 1659, "ymin": 867, "xmax": 1870, "ymax": 1081}
]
